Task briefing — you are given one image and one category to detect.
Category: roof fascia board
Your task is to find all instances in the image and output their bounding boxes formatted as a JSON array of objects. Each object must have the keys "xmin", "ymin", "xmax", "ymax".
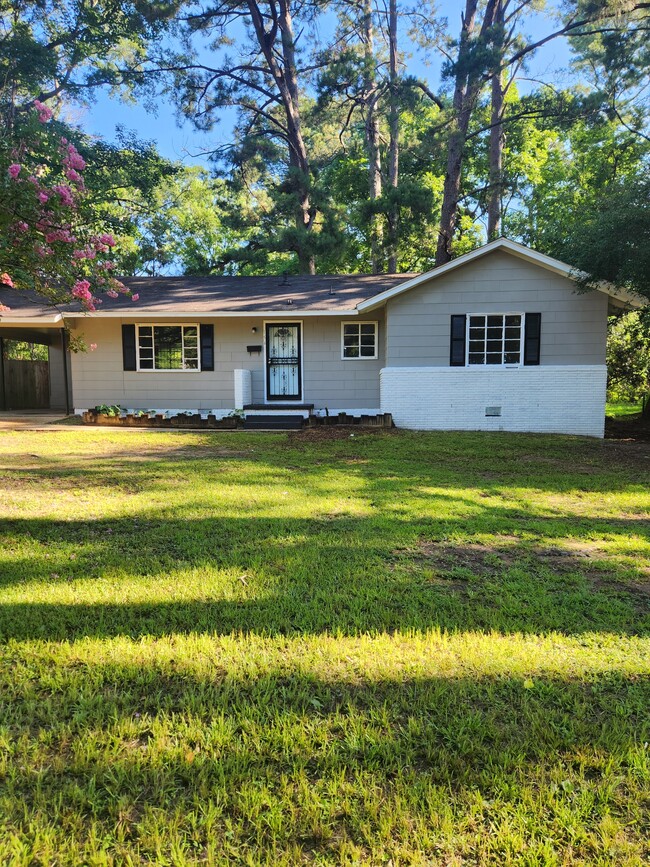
[
  {"xmin": 62, "ymin": 309, "xmax": 361, "ymax": 319},
  {"xmin": 0, "ymin": 316, "xmax": 62, "ymax": 326}
]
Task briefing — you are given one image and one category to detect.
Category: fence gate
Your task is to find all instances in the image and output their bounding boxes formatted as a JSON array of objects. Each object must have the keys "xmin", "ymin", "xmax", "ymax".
[{"xmin": 3, "ymin": 359, "xmax": 50, "ymax": 409}]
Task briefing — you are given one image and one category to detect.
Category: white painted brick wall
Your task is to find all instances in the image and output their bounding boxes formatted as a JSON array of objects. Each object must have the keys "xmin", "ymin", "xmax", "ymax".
[
  {"xmin": 380, "ymin": 366, "xmax": 607, "ymax": 437},
  {"xmin": 234, "ymin": 369, "xmax": 252, "ymax": 409}
]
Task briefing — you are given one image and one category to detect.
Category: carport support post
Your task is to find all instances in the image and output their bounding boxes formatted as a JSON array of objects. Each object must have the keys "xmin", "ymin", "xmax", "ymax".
[
  {"xmin": 0, "ymin": 336, "xmax": 5, "ymax": 411},
  {"xmin": 61, "ymin": 328, "xmax": 71, "ymax": 415}
]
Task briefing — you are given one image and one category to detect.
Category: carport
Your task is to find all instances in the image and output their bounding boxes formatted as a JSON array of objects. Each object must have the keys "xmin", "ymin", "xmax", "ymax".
[{"xmin": 0, "ymin": 290, "xmax": 72, "ymax": 414}]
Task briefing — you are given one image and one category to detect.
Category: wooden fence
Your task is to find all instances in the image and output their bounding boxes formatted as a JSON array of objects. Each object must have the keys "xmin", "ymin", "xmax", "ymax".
[{"xmin": 3, "ymin": 359, "xmax": 50, "ymax": 409}]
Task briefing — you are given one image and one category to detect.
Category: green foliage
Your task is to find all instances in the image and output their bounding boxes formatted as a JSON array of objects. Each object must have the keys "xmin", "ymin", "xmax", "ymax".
[
  {"xmin": 93, "ymin": 404, "xmax": 122, "ymax": 416},
  {"xmin": 607, "ymin": 311, "xmax": 650, "ymax": 405},
  {"xmin": 0, "ymin": 0, "xmax": 175, "ymax": 114},
  {"xmin": 1, "ymin": 340, "xmax": 48, "ymax": 361}
]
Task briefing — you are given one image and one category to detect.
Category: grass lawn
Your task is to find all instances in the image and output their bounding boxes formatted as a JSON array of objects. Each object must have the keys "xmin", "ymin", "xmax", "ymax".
[
  {"xmin": 606, "ymin": 401, "xmax": 643, "ymax": 419},
  {"xmin": 0, "ymin": 428, "xmax": 649, "ymax": 866}
]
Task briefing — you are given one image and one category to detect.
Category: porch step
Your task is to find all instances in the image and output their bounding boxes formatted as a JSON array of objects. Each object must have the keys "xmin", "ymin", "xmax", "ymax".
[
  {"xmin": 243, "ymin": 404, "xmax": 314, "ymax": 411},
  {"xmin": 244, "ymin": 414, "xmax": 305, "ymax": 430}
]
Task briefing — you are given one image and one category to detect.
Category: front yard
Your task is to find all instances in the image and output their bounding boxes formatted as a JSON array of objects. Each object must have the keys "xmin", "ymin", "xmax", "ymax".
[{"xmin": 0, "ymin": 428, "xmax": 649, "ymax": 865}]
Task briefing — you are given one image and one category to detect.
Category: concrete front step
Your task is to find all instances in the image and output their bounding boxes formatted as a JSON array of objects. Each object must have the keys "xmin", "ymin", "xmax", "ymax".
[{"xmin": 243, "ymin": 414, "xmax": 304, "ymax": 430}]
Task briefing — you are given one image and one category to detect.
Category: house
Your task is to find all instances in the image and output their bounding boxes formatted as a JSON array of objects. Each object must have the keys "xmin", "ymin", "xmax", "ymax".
[{"xmin": 0, "ymin": 239, "xmax": 642, "ymax": 436}]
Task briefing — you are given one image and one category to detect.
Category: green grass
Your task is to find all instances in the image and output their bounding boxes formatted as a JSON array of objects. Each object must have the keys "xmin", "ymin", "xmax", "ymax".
[
  {"xmin": 0, "ymin": 428, "xmax": 649, "ymax": 866},
  {"xmin": 606, "ymin": 400, "xmax": 643, "ymax": 419}
]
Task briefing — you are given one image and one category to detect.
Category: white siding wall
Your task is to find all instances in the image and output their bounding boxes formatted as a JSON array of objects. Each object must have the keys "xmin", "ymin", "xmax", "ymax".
[{"xmin": 380, "ymin": 366, "xmax": 607, "ymax": 437}]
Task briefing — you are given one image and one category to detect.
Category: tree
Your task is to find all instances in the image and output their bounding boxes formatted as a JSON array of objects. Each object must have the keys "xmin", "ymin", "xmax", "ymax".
[
  {"xmin": 161, "ymin": 0, "xmax": 335, "ymax": 274},
  {"xmin": 0, "ymin": 0, "xmax": 175, "ymax": 120},
  {"xmin": 0, "ymin": 107, "xmax": 130, "ymax": 309},
  {"xmin": 435, "ymin": 0, "xmax": 650, "ymax": 264},
  {"xmin": 607, "ymin": 311, "xmax": 650, "ymax": 412}
]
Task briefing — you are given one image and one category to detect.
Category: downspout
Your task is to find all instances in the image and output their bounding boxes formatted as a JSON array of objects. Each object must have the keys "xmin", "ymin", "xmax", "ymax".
[{"xmin": 61, "ymin": 328, "xmax": 71, "ymax": 415}]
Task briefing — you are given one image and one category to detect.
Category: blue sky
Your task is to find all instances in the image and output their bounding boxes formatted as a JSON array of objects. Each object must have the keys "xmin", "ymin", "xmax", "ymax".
[{"xmin": 80, "ymin": 0, "xmax": 574, "ymax": 167}]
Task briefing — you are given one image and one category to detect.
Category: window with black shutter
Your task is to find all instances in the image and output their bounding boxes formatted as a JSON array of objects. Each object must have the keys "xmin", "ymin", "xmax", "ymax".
[
  {"xmin": 523, "ymin": 313, "xmax": 541, "ymax": 365},
  {"xmin": 122, "ymin": 324, "xmax": 137, "ymax": 371},
  {"xmin": 450, "ymin": 314, "xmax": 467, "ymax": 366},
  {"xmin": 200, "ymin": 324, "xmax": 214, "ymax": 371}
]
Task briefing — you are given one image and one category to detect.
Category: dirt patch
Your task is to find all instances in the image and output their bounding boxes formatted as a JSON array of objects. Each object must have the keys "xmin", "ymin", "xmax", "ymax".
[
  {"xmin": 396, "ymin": 536, "xmax": 650, "ymax": 597},
  {"xmin": 606, "ymin": 414, "xmax": 650, "ymax": 443},
  {"xmin": 288, "ymin": 426, "xmax": 398, "ymax": 443}
]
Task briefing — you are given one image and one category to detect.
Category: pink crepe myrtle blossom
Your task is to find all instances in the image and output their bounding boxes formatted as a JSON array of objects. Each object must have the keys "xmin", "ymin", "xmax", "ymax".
[
  {"xmin": 37, "ymin": 191, "xmax": 49, "ymax": 203},
  {"xmin": 72, "ymin": 279, "xmax": 91, "ymax": 296},
  {"xmin": 106, "ymin": 288, "xmax": 119, "ymax": 298},
  {"xmin": 65, "ymin": 168, "xmax": 84, "ymax": 188},
  {"xmin": 0, "ymin": 272, "xmax": 14, "ymax": 287},
  {"xmin": 71, "ymin": 280, "xmax": 96, "ymax": 311},
  {"xmin": 33, "ymin": 100, "xmax": 53, "ymax": 123},
  {"xmin": 99, "ymin": 233, "xmax": 115, "ymax": 247},
  {"xmin": 63, "ymin": 144, "xmax": 86, "ymax": 172},
  {"xmin": 100, "ymin": 260, "xmax": 115, "ymax": 270},
  {"xmin": 15, "ymin": 221, "xmax": 29, "ymax": 233},
  {"xmin": 51, "ymin": 184, "xmax": 75, "ymax": 207},
  {"xmin": 73, "ymin": 246, "xmax": 96, "ymax": 260},
  {"xmin": 34, "ymin": 243, "xmax": 53, "ymax": 258},
  {"xmin": 8, "ymin": 163, "xmax": 21, "ymax": 179},
  {"xmin": 46, "ymin": 228, "xmax": 76, "ymax": 244},
  {"xmin": 90, "ymin": 343, "xmax": 97, "ymax": 351},
  {"xmin": 131, "ymin": 293, "xmax": 139, "ymax": 302},
  {"xmin": 0, "ymin": 304, "xmax": 10, "ymax": 313}
]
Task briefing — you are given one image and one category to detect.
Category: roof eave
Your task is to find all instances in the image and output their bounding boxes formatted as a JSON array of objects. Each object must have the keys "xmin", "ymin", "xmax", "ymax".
[
  {"xmin": 0, "ymin": 314, "xmax": 63, "ymax": 326},
  {"xmin": 62, "ymin": 307, "xmax": 363, "ymax": 319}
]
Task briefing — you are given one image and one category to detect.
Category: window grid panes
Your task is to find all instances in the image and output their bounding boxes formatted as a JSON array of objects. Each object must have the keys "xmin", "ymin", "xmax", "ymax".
[
  {"xmin": 343, "ymin": 322, "xmax": 377, "ymax": 358},
  {"xmin": 137, "ymin": 325, "xmax": 200, "ymax": 370},
  {"xmin": 468, "ymin": 314, "xmax": 522, "ymax": 365}
]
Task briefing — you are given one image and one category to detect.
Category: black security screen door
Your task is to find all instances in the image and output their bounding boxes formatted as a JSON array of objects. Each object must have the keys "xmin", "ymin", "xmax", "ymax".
[{"xmin": 266, "ymin": 323, "xmax": 301, "ymax": 400}]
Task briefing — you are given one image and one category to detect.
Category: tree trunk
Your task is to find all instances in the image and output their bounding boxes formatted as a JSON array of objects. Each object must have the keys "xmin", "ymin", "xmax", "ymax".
[
  {"xmin": 487, "ymin": 2, "xmax": 505, "ymax": 241},
  {"xmin": 363, "ymin": 0, "xmax": 383, "ymax": 274},
  {"xmin": 436, "ymin": 0, "xmax": 498, "ymax": 266},
  {"xmin": 248, "ymin": 0, "xmax": 316, "ymax": 273},
  {"xmin": 435, "ymin": 0, "xmax": 480, "ymax": 266},
  {"xmin": 386, "ymin": 0, "xmax": 399, "ymax": 273},
  {"xmin": 487, "ymin": 66, "xmax": 505, "ymax": 240}
]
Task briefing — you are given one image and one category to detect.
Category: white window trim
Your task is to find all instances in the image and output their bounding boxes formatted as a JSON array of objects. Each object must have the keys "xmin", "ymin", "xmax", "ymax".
[
  {"xmin": 136, "ymin": 322, "xmax": 202, "ymax": 372},
  {"xmin": 341, "ymin": 320, "xmax": 378, "ymax": 360},
  {"xmin": 466, "ymin": 312, "xmax": 525, "ymax": 368}
]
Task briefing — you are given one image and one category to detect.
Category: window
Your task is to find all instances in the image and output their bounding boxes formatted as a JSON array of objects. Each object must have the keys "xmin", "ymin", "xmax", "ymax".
[
  {"xmin": 137, "ymin": 325, "xmax": 200, "ymax": 370},
  {"xmin": 467, "ymin": 314, "xmax": 522, "ymax": 366},
  {"xmin": 342, "ymin": 322, "xmax": 378, "ymax": 359}
]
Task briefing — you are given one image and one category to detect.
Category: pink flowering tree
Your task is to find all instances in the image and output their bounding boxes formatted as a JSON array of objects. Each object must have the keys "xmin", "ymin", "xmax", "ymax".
[{"xmin": 0, "ymin": 102, "xmax": 136, "ymax": 314}]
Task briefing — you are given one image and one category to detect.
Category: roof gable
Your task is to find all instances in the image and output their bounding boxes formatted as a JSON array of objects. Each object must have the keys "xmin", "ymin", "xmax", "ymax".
[{"xmin": 356, "ymin": 238, "xmax": 644, "ymax": 311}]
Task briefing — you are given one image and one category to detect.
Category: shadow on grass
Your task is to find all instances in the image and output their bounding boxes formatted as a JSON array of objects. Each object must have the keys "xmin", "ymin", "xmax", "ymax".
[{"xmin": 1, "ymin": 512, "xmax": 648, "ymax": 640}]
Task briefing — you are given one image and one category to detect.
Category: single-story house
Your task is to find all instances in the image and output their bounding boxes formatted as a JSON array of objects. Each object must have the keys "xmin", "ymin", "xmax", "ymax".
[{"xmin": 0, "ymin": 238, "xmax": 642, "ymax": 436}]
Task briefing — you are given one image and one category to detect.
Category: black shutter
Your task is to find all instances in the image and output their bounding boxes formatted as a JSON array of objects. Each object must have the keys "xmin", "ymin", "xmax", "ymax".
[
  {"xmin": 450, "ymin": 314, "xmax": 467, "ymax": 366},
  {"xmin": 200, "ymin": 324, "xmax": 214, "ymax": 371},
  {"xmin": 122, "ymin": 324, "xmax": 137, "ymax": 371},
  {"xmin": 523, "ymin": 313, "xmax": 541, "ymax": 365}
]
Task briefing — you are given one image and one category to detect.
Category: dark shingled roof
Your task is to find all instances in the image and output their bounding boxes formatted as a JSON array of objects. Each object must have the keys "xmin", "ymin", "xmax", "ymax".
[
  {"xmin": 104, "ymin": 273, "xmax": 416, "ymax": 314},
  {"xmin": 0, "ymin": 287, "xmax": 62, "ymax": 322},
  {"xmin": 1, "ymin": 274, "xmax": 417, "ymax": 321}
]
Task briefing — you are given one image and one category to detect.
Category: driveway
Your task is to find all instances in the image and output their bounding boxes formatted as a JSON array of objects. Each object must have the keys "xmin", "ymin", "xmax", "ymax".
[{"xmin": 0, "ymin": 411, "xmax": 77, "ymax": 430}]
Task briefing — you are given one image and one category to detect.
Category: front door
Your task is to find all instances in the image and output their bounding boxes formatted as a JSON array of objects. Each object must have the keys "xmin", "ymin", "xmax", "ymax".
[{"xmin": 266, "ymin": 323, "xmax": 302, "ymax": 401}]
